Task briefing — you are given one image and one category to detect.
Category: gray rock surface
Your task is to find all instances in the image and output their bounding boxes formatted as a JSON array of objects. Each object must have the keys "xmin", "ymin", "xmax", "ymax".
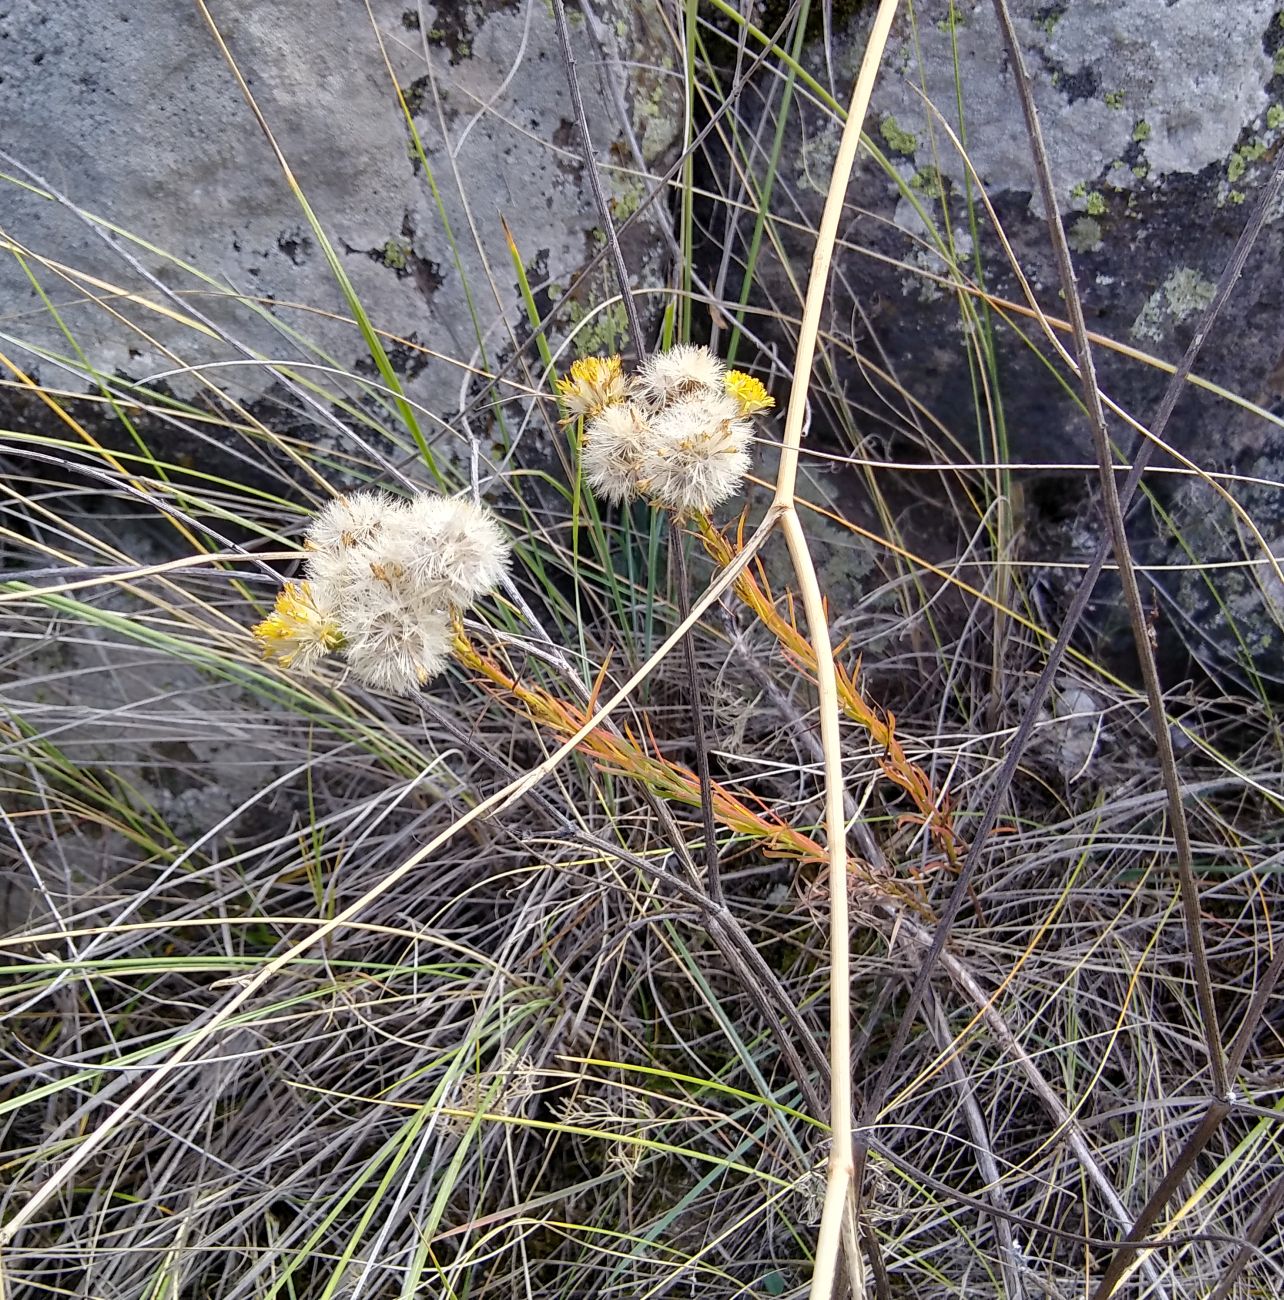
[
  {"xmin": 724, "ymin": 0, "xmax": 1284, "ymax": 466},
  {"xmin": 1145, "ymin": 393, "xmax": 1284, "ymax": 690},
  {"xmin": 0, "ymin": 508, "xmax": 298, "ymax": 936},
  {"xmin": 710, "ymin": 0, "xmax": 1284, "ymax": 680},
  {"xmin": 0, "ymin": 0, "xmax": 678, "ymax": 437}
]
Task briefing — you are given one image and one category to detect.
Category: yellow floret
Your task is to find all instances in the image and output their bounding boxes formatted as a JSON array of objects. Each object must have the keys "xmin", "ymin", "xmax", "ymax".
[
  {"xmin": 251, "ymin": 581, "xmax": 344, "ymax": 669},
  {"xmin": 724, "ymin": 370, "xmax": 775, "ymax": 416},
  {"xmin": 555, "ymin": 354, "xmax": 629, "ymax": 423}
]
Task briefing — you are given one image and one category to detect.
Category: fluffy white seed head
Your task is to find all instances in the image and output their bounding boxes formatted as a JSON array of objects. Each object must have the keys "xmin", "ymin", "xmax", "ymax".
[
  {"xmin": 292, "ymin": 489, "xmax": 510, "ymax": 695},
  {"xmin": 582, "ymin": 401, "xmax": 654, "ymax": 504},
  {"xmin": 642, "ymin": 391, "xmax": 753, "ymax": 514},
  {"xmin": 306, "ymin": 490, "xmax": 392, "ymax": 558},
  {"xmin": 305, "ymin": 492, "xmax": 509, "ymax": 613},
  {"xmin": 398, "ymin": 494, "xmax": 511, "ymax": 609},
  {"xmin": 341, "ymin": 596, "xmax": 454, "ymax": 694},
  {"xmin": 636, "ymin": 344, "xmax": 725, "ymax": 409}
]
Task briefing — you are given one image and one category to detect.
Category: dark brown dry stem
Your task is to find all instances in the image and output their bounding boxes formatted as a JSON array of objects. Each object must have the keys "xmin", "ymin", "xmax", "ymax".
[
  {"xmin": 669, "ymin": 518, "xmax": 725, "ymax": 906},
  {"xmin": 548, "ymin": 0, "xmax": 645, "ymax": 357},
  {"xmin": 990, "ymin": 0, "xmax": 1224, "ymax": 1098},
  {"xmin": 549, "ymin": 0, "xmax": 725, "ymax": 919}
]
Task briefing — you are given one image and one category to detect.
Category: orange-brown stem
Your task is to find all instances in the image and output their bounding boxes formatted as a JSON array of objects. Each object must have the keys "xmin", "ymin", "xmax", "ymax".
[
  {"xmin": 453, "ymin": 632, "xmax": 842, "ymax": 868},
  {"xmin": 696, "ymin": 515, "xmax": 961, "ymax": 867}
]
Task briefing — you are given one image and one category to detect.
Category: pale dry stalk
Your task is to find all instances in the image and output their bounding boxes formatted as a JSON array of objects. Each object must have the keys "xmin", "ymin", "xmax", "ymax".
[{"xmin": 767, "ymin": 3, "xmax": 903, "ymax": 1295}]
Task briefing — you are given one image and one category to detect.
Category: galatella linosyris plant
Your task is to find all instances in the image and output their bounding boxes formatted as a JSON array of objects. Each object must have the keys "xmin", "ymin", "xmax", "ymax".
[
  {"xmin": 557, "ymin": 344, "xmax": 774, "ymax": 515},
  {"xmin": 253, "ymin": 490, "xmax": 510, "ymax": 695}
]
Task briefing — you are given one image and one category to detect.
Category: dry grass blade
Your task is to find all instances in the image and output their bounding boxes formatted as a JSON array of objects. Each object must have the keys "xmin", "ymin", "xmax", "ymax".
[
  {"xmin": 0, "ymin": 510, "xmax": 779, "ymax": 1248},
  {"xmin": 1205, "ymin": 1177, "xmax": 1284, "ymax": 1300},
  {"xmin": 5, "ymin": 3, "xmax": 1282, "ymax": 1295},
  {"xmin": 924, "ymin": 989, "xmax": 1025, "ymax": 1300}
]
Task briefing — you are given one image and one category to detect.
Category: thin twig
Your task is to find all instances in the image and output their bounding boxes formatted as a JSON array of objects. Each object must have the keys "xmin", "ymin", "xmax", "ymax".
[
  {"xmin": 670, "ymin": 521, "xmax": 726, "ymax": 904},
  {"xmin": 1091, "ymin": 936, "xmax": 1284, "ymax": 1298},
  {"xmin": 1088, "ymin": 1101, "xmax": 1232, "ymax": 1299},
  {"xmin": 549, "ymin": 0, "xmax": 646, "ymax": 358},
  {"xmin": 990, "ymin": 0, "xmax": 1224, "ymax": 1096},
  {"xmin": 1226, "ymin": 937, "xmax": 1284, "ymax": 1081},
  {"xmin": 549, "ymin": 0, "xmax": 727, "ymax": 909},
  {"xmin": 1205, "ymin": 1175, "xmax": 1284, "ymax": 1300}
]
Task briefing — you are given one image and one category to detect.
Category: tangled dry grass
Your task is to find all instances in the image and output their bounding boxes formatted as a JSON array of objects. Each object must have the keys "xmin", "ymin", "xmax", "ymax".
[{"xmin": 1, "ymin": 2, "xmax": 1282, "ymax": 1298}]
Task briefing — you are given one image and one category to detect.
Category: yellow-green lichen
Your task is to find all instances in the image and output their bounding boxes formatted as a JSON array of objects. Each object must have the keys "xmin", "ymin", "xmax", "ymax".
[
  {"xmin": 1132, "ymin": 267, "xmax": 1216, "ymax": 343},
  {"xmin": 1132, "ymin": 119, "xmax": 1151, "ymax": 143},
  {"xmin": 381, "ymin": 239, "xmax": 409, "ymax": 270},
  {"xmin": 545, "ymin": 0, "xmax": 584, "ymax": 29},
  {"xmin": 567, "ymin": 266, "xmax": 630, "ymax": 354},
  {"xmin": 880, "ymin": 115, "xmax": 918, "ymax": 156},
  {"xmin": 1068, "ymin": 216, "xmax": 1103, "ymax": 253},
  {"xmin": 1268, "ymin": 104, "xmax": 1284, "ymax": 131},
  {"xmin": 937, "ymin": 3, "xmax": 967, "ymax": 34},
  {"xmin": 1227, "ymin": 137, "xmax": 1267, "ymax": 184},
  {"xmin": 909, "ymin": 165, "xmax": 944, "ymax": 199},
  {"xmin": 609, "ymin": 175, "xmax": 648, "ymax": 222},
  {"xmin": 634, "ymin": 71, "xmax": 678, "ymax": 165},
  {"xmin": 1274, "ymin": 47, "xmax": 1284, "ymax": 76},
  {"xmin": 801, "ymin": 123, "xmax": 841, "ymax": 195},
  {"xmin": 1105, "ymin": 90, "xmax": 1126, "ymax": 110}
]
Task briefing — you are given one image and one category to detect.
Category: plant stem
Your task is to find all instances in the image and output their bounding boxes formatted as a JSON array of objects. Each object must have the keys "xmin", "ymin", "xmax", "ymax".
[
  {"xmin": 549, "ymin": 0, "xmax": 645, "ymax": 357},
  {"xmin": 669, "ymin": 519, "xmax": 725, "ymax": 905}
]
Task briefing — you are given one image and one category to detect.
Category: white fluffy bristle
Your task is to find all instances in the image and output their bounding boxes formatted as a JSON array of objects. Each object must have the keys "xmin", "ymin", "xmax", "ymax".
[
  {"xmin": 635, "ymin": 344, "xmax": 726, "ymax": 409},
  {"xmin": 643, "ymin": 392, "xmax": 753, "ymax": 514},
  {"xmin": 582, "ymin": 402, "xmax": 654, "ymax": 504}
]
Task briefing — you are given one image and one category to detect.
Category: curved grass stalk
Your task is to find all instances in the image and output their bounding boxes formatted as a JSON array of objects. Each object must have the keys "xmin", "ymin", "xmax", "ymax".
[{"xmin": 755, "ymin": 3, "xmax": 902, "ymax": 1294}]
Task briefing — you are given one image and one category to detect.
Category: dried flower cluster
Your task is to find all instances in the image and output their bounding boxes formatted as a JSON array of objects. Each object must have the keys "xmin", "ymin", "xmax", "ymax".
[
  {"xmin": 557, "ymin": 344, "xmax": 774, "ymax": 515},
  {"xmin": 252, "ymin": 489, "xmax": 510, "ymax": 694},
  {"xmin": 554, "ymin": 1089, "xmax": 654, "ymax": 1183},
  {"xmin": 446, "ymin": 1049, "xmax": 538, "ymax": 1137},
  {"xmin": 554, "ymin": 354, "xmax": 629, "ymax": 423}
]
